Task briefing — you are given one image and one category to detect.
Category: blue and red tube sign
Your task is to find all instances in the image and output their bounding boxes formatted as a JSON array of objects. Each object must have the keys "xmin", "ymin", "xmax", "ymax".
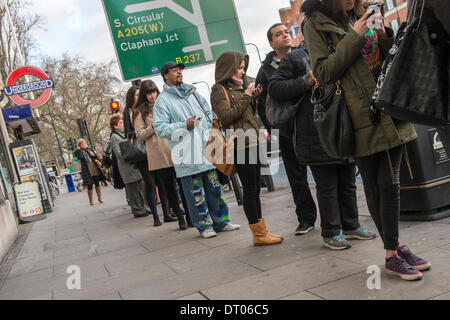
[{"xmin": 3, "ymin": 66, "xmax": 54, "ymax": 109}]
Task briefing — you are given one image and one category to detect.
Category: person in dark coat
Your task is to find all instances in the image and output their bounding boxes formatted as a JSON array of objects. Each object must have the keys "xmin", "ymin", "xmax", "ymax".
[
  {"xmin": 74, "ymin": 139, "xmax": 106, "ymax": 205},
  {"xmin": 256, "ymin": 23, "xmax": 317, "ymax": 236},
  {"xmin": 269, "ymin": 44, "xmax": 376, "ymax": 250}
]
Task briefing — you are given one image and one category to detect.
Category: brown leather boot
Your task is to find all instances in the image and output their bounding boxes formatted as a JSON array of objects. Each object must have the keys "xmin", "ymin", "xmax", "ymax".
[
  {"xmin": 87, "ymin": 189, "xmax": 94, "ymax": 206},
  {"xmin": 260, "ymin": 218, "xmax": 284, "ymax": 241},
  {"xmin": 249, "ymin": 220, "xmax": 282, "ymax": 246},
  {"xmin": 95, "ymin": 186, "xmax": 104, "ymax": 203}
]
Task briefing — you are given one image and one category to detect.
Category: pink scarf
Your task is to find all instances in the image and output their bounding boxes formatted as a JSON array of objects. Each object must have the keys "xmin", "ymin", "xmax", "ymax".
[{"xmin": 231, "ymin": 75, "xmax": 244, "ymax": 86}]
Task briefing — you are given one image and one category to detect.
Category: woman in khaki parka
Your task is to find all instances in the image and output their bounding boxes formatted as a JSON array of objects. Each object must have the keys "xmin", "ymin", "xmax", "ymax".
[
  {"xmin": 301, "ymin": 0, "xmax": 430, "ymax": 280},
  {"xmin": 211, "ymin": 51, "xmax": 282, "ymax": 246}
]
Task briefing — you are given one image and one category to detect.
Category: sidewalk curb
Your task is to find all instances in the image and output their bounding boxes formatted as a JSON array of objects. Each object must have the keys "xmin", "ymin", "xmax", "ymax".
[{"xmin": 0, "ymin": 222, "xmax": 34, "ymax": 291}]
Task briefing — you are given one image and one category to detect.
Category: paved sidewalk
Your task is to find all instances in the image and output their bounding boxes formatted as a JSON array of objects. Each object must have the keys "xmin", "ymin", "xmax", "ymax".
[{"xmin": 0, "ymin": 182, "xmax": 450, "ymax": 300}]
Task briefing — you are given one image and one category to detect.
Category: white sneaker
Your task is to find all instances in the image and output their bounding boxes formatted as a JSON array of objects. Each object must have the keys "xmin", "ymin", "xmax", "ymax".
[
  {"xmin": 220, "ymin": 223, "xmax": 240, "ymax": 232},
  {"xmin": 200, "ymin": 229, "xmax": 217, "ymax": 238}
]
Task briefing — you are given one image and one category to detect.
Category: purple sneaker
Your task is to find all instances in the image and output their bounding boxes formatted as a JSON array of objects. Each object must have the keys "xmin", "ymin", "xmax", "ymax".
[
  {"xmin": 397, "ymin": 245, "xmax": 431, "ymax": 271},
  {"xmin": 385, "ymin": 253, "xmax": 423, "ymax": 280}
]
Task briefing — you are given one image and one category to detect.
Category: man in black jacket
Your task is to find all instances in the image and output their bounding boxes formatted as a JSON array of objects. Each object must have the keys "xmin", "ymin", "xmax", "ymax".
[{"xmin": 256, "ymin": 23, "xmax": 317, "ymax": 235}]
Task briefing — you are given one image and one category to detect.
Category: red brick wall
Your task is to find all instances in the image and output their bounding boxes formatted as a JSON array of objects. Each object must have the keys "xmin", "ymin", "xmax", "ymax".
[{"xmin": 279, "ymin": 7, "xmax": 293, "ymax": 26}]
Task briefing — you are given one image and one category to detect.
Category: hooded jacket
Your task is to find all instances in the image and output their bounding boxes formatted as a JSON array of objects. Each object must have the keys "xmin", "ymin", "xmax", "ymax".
[
  {"xmin": 153, "ymin": 83, "xmax": 214, "ymax": 178},
  {"xmin": 211, "ymin": 51, "xmax": 262, "ymax": 150},
  {"xmin": 301, "ymin": 0, "xmax": 417, "ymax": 158}
]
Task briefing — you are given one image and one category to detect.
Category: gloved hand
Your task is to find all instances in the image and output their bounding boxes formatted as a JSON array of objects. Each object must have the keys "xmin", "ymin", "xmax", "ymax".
[{"xmin": 369, "ymin": 103, "xmax": 381, "ymax": 126}]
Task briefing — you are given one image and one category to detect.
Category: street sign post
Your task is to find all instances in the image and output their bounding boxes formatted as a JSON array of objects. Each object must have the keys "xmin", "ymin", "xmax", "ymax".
[{"xmin": 102, "ymin": 0, "xmax": 246, "ymax": 81}]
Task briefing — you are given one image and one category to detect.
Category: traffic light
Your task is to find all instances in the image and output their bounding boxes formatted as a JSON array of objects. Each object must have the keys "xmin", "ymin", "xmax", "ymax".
[
  {"xmin": 66, "ymin": 138, "xmax": 75, "ymax": 151},
  {"xmin": 110, "ymin": 99, "xmax": 120, "ymax": 114}
]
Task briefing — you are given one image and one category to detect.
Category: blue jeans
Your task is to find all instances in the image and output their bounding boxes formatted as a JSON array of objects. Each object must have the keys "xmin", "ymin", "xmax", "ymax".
[{"xmin": 180, "ymin": 169, "xmax": 230, "ymax": 233}]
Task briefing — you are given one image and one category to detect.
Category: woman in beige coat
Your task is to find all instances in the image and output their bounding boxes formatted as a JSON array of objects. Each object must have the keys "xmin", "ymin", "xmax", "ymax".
[{"xmin": 134, "ymin": 80, "xmax": 187, "ymax": 231}]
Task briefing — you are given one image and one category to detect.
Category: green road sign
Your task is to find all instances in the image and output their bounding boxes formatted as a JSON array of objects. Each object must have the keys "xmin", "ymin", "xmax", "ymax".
[{"xmin": 102, "ymin": 0, "xmax": 246, "ymax": 81}]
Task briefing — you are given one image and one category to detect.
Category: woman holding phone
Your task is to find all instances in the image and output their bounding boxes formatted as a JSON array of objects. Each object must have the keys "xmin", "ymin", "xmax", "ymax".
[
  {"xmin": 211, "ymin": 51, "xmax": 282, "ymax": 246},
  {"xmin": 301, "ymin": 0, "xmax": 430, "ymax": 280}
]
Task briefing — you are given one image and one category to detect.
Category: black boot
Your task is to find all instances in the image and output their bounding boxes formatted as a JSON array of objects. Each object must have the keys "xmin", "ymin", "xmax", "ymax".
[
  {"xmin": 185, "ymin": 211, "xmax": 194, "ymax": 228},
  {"xmin": 163, "ymin": 210, "xmax": 178, "ymax": 222},
  {"xmin": 153, "ymin": 212, "xmax": 162, "ymax": 226},
  {"xmin": 177, "ymin": 214, "xmax": 187, "ymax": 230}
]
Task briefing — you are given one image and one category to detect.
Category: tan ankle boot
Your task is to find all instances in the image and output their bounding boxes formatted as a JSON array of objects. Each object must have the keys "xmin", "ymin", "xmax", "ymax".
[
  {"xmin": 260, "ymin": 218, "xmax": 283, "ymax": 241},
  {"xmin": 95, "ymin": 186, "xmax": 104, "ymax": 203},
  {"xmin": 87, "ymin": 189, "xmax": 94, "ymax": 206},
  {"xmin": 249, "ymin": 220, "xmax": 282, "ymax": 246}
]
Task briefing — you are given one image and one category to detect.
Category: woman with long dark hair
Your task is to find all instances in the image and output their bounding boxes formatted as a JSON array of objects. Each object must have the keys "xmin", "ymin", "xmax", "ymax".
[
  {"xmin": 122, "ymin": 85, "xmax": 168, "ymax": 226},
  {"xmin": 123, "ymin": 86, "xmax": 140, "ymax": 139},
  {"xmin": 301, "ymin": 0, "xmax": 430, "ymax": 280},
  {"xmin": 134, "ymin": 80, "xmax": 188, "ymax": 231}
]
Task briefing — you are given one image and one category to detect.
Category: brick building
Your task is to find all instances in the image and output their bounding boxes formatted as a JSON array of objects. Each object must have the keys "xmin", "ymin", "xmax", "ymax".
[{"xmin": 279, "ymin": 0, "xmax": 409, "ymax": 46}]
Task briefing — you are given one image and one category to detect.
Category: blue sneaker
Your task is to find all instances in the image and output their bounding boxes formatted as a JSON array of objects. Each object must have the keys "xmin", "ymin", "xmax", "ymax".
[
  {"xmin": 323, "ymin": 235, "xmax": 352, "ymax": 250},
  {"xmin": 343, "ymin": 226, "xmax": 376, "ymax": 240}
]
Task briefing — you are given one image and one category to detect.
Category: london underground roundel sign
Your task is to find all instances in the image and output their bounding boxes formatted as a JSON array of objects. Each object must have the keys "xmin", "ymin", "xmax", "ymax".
[{"xmin": 3, "ymin": 66, "xmax": 54, "ymax": 108}]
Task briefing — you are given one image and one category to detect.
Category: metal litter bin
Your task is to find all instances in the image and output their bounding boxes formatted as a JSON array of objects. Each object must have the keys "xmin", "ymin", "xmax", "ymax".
[{"xmin": 400, "ymin": 124, "xmax": 450, "ymax": 221}]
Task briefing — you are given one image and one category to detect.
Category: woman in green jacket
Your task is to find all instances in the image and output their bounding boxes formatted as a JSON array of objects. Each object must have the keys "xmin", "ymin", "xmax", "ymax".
[
  {"xmin": 211, "ymin": 51, "xmax": 282, "ymax": 246},
  {"xmin": 302, "ymin": 0, "xmax": 430, "ymax": 280}
]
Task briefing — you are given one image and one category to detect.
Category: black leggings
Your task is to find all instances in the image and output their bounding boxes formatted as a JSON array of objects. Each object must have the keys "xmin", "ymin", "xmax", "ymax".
[
  {"xmin": 355, "ymin": 145, "xmax": 403, "ymax": 250},
  {"xmin": 234, "ymin": 146, "xmax": 262, "ymax": 224},
  {"xmin": 87, "ymin": 176, "xmax": 101, "ymax": 190},
  {"xmin": 150, "ymin": 166, "xmax": 183, "ymax": 217},
  {"xmin": 135, "ymin": 161, "xmax": 158, "ymax": 216}
]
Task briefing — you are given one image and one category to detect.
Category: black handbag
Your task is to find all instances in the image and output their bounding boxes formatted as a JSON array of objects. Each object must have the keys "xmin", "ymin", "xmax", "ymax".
[
  {"xmin": 311, "ymin": 34, "xmax": 355, "ymax": 159},
  {"xmin": 118, "ymin": 133, "xmax": 147, "ymax": 164},
  {"xmin": 265, "ymin": 93, "xmax": 302, "ymax": 126},
  {"xmin": 110, "ymin": 151, "xmax": 125, "ymax": 189},
  {"xmin": 372, "ymin": 0, "xmax": 450, "ymax": 126}
]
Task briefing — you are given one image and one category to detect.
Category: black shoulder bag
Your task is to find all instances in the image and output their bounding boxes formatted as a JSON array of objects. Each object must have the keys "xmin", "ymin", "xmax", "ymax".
[
  {"xmin": 311, "ymin": 34, "xmax": 355, "ymax": 159},
  {"xmin": 372, "ymin": 0, "xmax": 450, "ymax": 126}
]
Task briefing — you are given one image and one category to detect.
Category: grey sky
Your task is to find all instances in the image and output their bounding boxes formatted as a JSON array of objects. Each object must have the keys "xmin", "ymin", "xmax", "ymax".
[{"xmin": 29, "ymin": 0, "xmax": 292, "ymax": 100}]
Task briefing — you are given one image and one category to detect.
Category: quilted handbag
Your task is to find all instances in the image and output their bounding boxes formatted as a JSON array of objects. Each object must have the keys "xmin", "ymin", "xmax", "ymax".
[{"xmin": 373, "ymin": 0, "xmax": 450, "ymax": 126}]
